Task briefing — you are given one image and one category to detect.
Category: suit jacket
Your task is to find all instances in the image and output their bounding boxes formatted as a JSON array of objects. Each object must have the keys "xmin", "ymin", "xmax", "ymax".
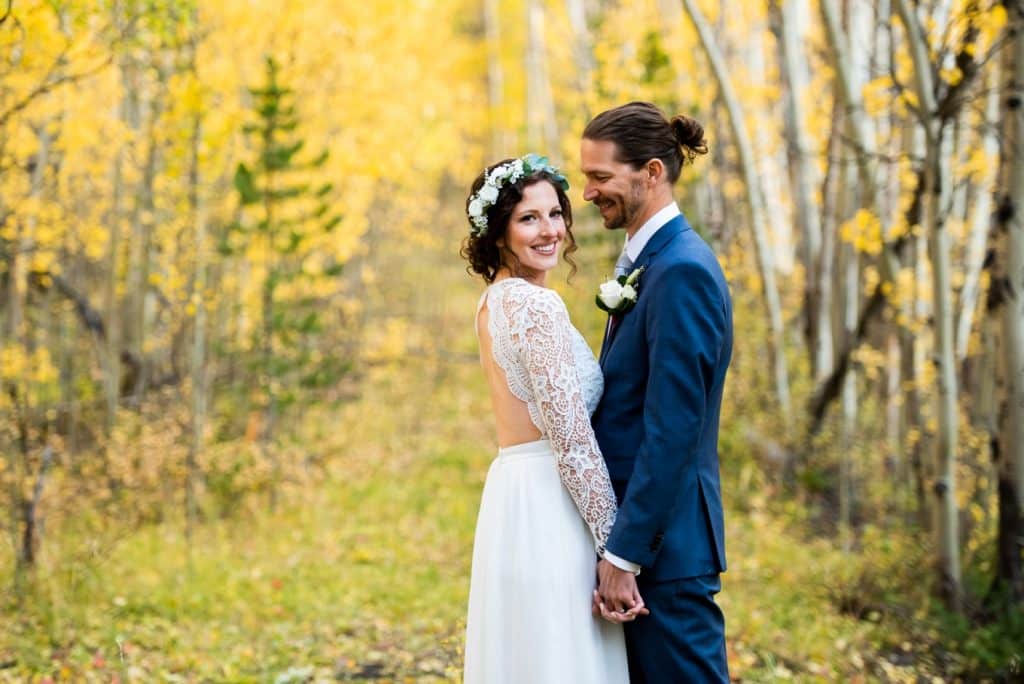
[{"xmin": 593, "ymin": 213, "xmax": 732, "ymax": 582}]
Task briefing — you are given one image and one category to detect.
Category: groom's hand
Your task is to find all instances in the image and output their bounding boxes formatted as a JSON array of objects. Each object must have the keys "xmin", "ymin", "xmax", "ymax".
[{"xmin": 596, "ymin": 559, "xmax": 649, "ymax": 622}]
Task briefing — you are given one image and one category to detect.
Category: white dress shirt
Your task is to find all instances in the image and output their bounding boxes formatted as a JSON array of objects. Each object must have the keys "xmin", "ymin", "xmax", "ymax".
[
  {"xmin": 601, "ymin": 201, "xmax": 681, "ymax": 575},
  {"xmin": 623, "ymin": 201, "xmax": 681, "ymax": 263}
]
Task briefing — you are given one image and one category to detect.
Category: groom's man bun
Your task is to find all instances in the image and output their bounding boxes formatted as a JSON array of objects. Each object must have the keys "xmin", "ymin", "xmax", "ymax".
[{"xmin": 583, "ymin": 101, "xmax": 708, "ymax": 184}]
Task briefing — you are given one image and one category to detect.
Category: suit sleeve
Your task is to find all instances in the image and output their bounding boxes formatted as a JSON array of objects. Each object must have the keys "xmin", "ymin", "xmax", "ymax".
[{"xmin": 603, "ymin": 260, "xmax": 727, "ymax": 568}]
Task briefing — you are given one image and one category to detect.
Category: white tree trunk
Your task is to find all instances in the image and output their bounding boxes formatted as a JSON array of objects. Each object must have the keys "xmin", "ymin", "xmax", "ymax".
[
  {"xmin": 681, "ymin": 0, "xmax": 791, "ymax": 417},
  {"xmin": 744, "ymin": 14, "xmax": 793, "ymax": 273},
  {"xmin": 819, "ymin": 0, "xmax": 901, "ymax": 282},
  {"xmin": 484, "ymin": 0, "xmax": 511, "ymax": 157},
  {"xmin": 957, "ymin": 72, "xmax": 1001, "ymax": 361},
  {"xmin": 999, "ymin": 0, "xmax": 1024, "ymax": 555},
  {"xmin": 565, "ymin": 0, "xmax": 594, "ymax": 114},
  {"xmin": 778, "ymin": 0, "xmax": 829, "ymax": 379},
  {"xmin": 840, "ymin": 173, "xmax": 859, "ymax": 554},
  {"xmin": 894, "ymin": 0, "xmax": 962, "ymax": 610},
  {"xmin": 123, "ymin": 59, "xmax": 146, "ymax": 399},
  {"xmin": 526, "ymin": 0, "xmax": 559, "ymax": 160},
  {"xmin": 186, "ymin": 31, "xmax": 205, "ymax": 545},
  {"xmin": 654, "ymin": 0, "xmax": 686, "ymax": 96}
]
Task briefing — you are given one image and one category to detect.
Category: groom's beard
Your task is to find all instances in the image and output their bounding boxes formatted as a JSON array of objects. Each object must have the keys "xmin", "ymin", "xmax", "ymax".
[{"xmin": 602, "ymin": 180, "xmax": 646, "ymax": 231}]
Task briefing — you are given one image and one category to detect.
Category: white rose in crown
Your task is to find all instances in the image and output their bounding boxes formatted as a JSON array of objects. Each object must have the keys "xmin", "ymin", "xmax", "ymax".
[
  {"xmin": 468, "ymin": 198, "xmax": 484, "ymax": 218},
  {"xmin": 478, "ymin": 184, "xmax": 499, "ymax": 204},
  {"xmin": 596, "ymin": 266, "xmax": 645, "ymax": 315}
]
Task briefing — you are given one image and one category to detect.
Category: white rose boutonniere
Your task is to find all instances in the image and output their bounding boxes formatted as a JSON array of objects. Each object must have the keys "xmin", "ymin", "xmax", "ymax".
[{"xmin": 596, "ymin": 266, "xmax": 645, "ymax": 315}]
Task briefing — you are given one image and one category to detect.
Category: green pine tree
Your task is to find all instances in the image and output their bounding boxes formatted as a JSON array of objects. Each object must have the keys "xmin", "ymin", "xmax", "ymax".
[{"xmin": 229, "ymin": 55, "xmax": 344, "ymax": 506}]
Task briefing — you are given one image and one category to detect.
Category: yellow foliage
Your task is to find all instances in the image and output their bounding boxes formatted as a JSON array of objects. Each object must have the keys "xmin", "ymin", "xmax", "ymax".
[
  {"xmin": 956, "ymin": 148, "xmax": 996, "ymax": 184},
  {"xmin": 941, "ymin": 66, "xmax": 964, "ymax": 87},
  {"xmin": 0, "ymin": 344, "xmax": 59, "ymax": 385},
  {"xmin": 863, "ymin": 265, "xmax": 881, "ymax": 295},
  {"xmin": 862, "ymin": 76, "xmax": 895, "ymax": 117},
  {"xmin": 840, "ymin": 209, "xmax": 884, "ymax": 256}
]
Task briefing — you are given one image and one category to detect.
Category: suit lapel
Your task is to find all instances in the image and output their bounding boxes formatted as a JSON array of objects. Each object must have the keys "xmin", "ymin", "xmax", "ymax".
[
  {"xmin": 599, "ymin": 315, "xmax": 613, "ymax": 366},
  {"xmin": 598, "ymin": 215, "xmax": 689, "ymax": 369}
]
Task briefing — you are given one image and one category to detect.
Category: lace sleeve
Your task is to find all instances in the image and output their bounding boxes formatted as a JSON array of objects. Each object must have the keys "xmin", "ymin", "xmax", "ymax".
[{"xmin": 505, "ymin": 285, "xmax": 618, "ymax": 549}]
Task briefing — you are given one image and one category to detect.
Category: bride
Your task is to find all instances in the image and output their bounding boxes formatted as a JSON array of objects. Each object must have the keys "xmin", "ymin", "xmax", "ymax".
[{"xmin": 461, "ymin": 154, "xmax": 641, "ymax": 683}]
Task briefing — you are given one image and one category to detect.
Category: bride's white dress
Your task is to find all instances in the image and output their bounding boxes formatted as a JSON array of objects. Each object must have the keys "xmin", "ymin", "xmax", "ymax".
[{"xmin": 464, "ymin": 278, "xmax": 628, "ymax": 684}]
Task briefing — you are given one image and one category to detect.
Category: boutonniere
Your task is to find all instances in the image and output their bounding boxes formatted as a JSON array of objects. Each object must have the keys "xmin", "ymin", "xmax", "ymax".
[{"xmin": 596, "ymin": 267, "xmax": 645, "ymax": 315}]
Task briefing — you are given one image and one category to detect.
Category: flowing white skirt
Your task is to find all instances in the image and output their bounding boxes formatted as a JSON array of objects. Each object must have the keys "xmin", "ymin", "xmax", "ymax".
[{"xmin": 463, "ymin": 439, "xmax": 628, "ymax": 684}]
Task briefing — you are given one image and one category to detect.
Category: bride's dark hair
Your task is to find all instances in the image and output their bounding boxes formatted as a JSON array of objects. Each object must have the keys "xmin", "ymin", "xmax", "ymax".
[{"xmin": 460, "ymin": 159, "xmax": 578, "ymax": 284}]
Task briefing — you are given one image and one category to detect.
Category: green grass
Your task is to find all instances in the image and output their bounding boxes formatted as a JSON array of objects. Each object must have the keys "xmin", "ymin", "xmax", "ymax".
[{"xmin": 2, "ymin": 364, "xmax": 1021, "ymax": 682}]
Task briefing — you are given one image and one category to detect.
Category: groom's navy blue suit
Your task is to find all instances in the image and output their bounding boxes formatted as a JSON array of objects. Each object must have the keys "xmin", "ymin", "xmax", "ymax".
[{"xmin": 593, "ymin": 213, "xmax": 732, "ymax": 683}]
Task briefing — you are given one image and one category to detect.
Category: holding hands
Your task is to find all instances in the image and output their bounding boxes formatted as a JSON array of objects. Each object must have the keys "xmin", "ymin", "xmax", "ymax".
[{"xmin": 593, "ymin": 559, "xmax": 650, "ymax": 623}]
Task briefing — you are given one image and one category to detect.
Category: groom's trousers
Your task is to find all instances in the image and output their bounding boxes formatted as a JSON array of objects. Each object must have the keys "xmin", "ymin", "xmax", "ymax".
[{"xmin": 624, "ymin": 573, "xmax": 729, "ymax": 683}]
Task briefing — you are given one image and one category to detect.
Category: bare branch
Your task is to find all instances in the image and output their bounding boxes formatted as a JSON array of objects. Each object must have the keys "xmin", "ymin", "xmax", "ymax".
[
  {"xmin": 0, "ymin": 53, "xmax": 111, "ymax": 129},
  {"xmin": 808, "ymin": 286, "xmax": 888, "ymax": 434},
  {"xmin": 0, "ymin": 0, "xmax": 12, "ymax": 25},
  {"xmin": 28, "ymin": 270, "xmax": 106, "ymax": 340}
]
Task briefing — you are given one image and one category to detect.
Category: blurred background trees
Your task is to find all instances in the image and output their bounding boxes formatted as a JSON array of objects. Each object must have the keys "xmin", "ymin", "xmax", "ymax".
[{"xmin": 1, "ymin": 0, "xmax": 1022, "ymax": 679}]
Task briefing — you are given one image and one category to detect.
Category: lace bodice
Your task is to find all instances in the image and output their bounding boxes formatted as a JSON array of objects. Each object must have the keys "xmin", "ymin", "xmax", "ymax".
[{"xmin": 477, "ymin": 278, "xmax": 617, "ymax": 548}]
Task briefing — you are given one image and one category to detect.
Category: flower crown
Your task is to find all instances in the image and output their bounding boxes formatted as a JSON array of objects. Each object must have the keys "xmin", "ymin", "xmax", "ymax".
[{"xmin": 467, "ymin": 153, "xmax": 570, "ymax": 237}]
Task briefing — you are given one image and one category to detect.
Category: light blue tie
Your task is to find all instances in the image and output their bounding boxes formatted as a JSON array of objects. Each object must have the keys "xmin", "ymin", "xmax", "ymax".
[{"xmin": 614, "ymin": 249, "xmax": 633, "ymax": 278}]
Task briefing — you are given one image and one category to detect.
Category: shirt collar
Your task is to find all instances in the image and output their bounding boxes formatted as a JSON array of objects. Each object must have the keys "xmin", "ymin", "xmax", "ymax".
[{"xmin": 624, "ymin": 201, "xmax": 681, "ymax": 262}]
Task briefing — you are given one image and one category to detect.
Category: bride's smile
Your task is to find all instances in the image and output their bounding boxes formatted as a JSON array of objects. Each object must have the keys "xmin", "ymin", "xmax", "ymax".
[{"xmin": 497, "ymin": 181, "xmax": 567, "ymax": 284}]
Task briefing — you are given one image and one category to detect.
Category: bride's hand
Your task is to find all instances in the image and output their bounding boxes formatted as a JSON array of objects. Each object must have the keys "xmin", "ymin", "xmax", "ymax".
[
  {"xmin": 592, "ymin": 588, "xmax": 649, "ymax": 623},
  {"xmin": 594, "ymin": 559, "xmax": 650, "ymax": 623}
]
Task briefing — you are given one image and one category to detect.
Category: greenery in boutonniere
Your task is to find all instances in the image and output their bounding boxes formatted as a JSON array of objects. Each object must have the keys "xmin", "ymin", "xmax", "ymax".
[{"xmin": 595, "ymin": 266, "xmax": 645, "ymax": 315}]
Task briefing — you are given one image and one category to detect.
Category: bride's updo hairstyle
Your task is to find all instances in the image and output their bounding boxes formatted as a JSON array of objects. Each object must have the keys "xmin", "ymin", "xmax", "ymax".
[
  {"xmin": 461, "ymin": 157, "xmax": 577, "ymax": 284},
  {"xmin": 582, "ymin": 101, "xmax": 708, "ymax": 184}
]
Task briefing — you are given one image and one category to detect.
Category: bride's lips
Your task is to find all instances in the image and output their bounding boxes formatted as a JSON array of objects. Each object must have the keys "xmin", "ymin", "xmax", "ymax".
[{"xmin": 531, "ymin": 242, "xmax": 558, "ymax": 256}]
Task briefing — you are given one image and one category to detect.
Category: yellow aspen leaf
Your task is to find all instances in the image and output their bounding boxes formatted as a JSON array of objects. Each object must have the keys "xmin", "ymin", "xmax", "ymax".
[
  {"xmin": 862, "ymin": 77, "xmax": 894, "ymax": 117},
  {"xmin": 839, "ymin": 209, "xmax": 883, "ymax": 255},
  {"xmin": 0, "ymin": 349, "xmax": 25, "ymax": 381},
  {"xmin": 941, "ymin": 66, "xmax": 963, "ymax": 87},
  {"xmin": 31, "ymin": 349, "xmax": 58, "ymax": 384},
  {"xmin": 863, "ymin": 265, "xmax": 881, "ymax": 293},
  {"xmin": 29, "ymin": 251, "xmax": 55, "ymax": 273},
  {"xmin": 987, "ymin": 5, "xmax": 1008, "ymax": 32},
  {"xmin": 956, "ymin": 148, "xmax": 995, "ymax": 182}
]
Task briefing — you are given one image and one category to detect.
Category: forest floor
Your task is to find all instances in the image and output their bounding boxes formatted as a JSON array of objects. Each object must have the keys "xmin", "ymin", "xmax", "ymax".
[{"xmin": 0, "ymin": 365, "xmax": 1017, "ymax": 682}]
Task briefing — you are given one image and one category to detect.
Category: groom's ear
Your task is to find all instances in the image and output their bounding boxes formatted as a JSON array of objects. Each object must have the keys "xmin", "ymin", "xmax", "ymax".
[{"xmin": 645, "ymin": 158, "xmax": 666, "ymax": 185}]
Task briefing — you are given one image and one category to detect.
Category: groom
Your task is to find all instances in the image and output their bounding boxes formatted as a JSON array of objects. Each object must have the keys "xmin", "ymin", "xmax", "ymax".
[{"xmin": 585, "ymin": 102, "xmax": 732, "ymax": 682}]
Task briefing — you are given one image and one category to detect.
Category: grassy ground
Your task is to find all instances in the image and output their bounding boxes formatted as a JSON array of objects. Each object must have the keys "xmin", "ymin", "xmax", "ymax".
[{"xmin": 0, "ymin": 363, "xmax": 1016, "ymax": 682}]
